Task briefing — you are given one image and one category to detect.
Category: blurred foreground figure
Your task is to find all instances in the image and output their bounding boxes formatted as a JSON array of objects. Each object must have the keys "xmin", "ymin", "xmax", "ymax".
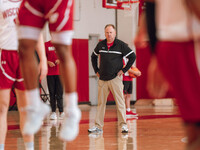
[
  {"xmin": 135, "ymin": 0, "xmax": 200, "ymax": 149},
  {"xmin": 0, "ymin": 0, "xmax": 48, "ymax": 149},
  {"xmin": 17, "ymin": 0, "xmax": 81, "ymax": 141}
]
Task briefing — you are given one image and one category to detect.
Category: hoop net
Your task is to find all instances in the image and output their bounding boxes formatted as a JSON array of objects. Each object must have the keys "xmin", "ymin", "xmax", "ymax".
[
  {"xmin": 117, "ymin": 0, "xmax": 139, "ymax": 17},
  {"xmin": 116, "ymin": 0, "xmax": 139, "ymax": 9}
]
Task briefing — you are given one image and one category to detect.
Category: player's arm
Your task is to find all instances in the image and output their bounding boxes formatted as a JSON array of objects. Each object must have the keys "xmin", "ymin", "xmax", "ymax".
[
  {"xmin": 128, "ymin": 66, "xmax": 142, "ymax": 77},
  {"xmin": 134, "ymin": 12, "xmax": 149, "ymax": 48},
  {"xmin": 133, "ymin": 70, "xmax": 141, "ymax": 76},
  {"xmin": 145, "ymin": 1, "xmax": 157, "ymax": 52},
  {"xmin": 36, "ymin": 33, "xmax": 48, "ymax": 80}
]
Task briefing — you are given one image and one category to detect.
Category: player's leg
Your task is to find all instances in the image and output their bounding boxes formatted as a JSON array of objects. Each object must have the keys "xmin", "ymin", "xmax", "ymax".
[
  {"xmin": 0, "ymin": 50, "xmax": 18, "ymax": 149},
  {"xmin": 156, "ymin": 41, "xmax": 200, "ymax": 149},
  {"xmin": 16, "ymin": 0, "xmax": 50, "ymax": 136},
  {"xmin": 47, "ymin": 76, "xmax": 57, "ymax": 120},
  {"xmin": 15, "ymin": 89, "xmax": 34, "ymax": 150},
  {"xmin": 53, "ymin": 44, "xmax": 78, "ymax": 111},
  {"xmin": 54, "ymin": 45, "xmax": 76, "ymax": 93},
  {"xmin": 18, "ymin": 39, "xmax": 38, "ymax": 89},
  {"xmin": 185, "ymin": 123, "xmax": 200, "ymax": 150},
  {"xmin": 53, "ymin": 44, "xmax": 81, "ymax": 141},
  {"xmin": 123, "ymin": 81, "xmax": 132, "ymax": 109},
  {"xmin": 55, "ymin": 75, "xmax": 64, "ymax": 119},
  {"xmin": 18, "ymin": 38, "xmax": 50, "ymax": 135},
  {"xmin": 125, "ymin": 81, "xmax": 138, "ymax": 117},
  {"xmin": 47, "ymin": 0, "xmax": 82, "ymax": 141},
  {"xmin": 125, "ymin": 94, "xmax": 131, "ymax": 109},
  {"xmin": 123, "ymin": 81, "xmax": 138, "ymax": 117},
  {"xmin": 123, "ymin": 81, "xmax": 129, "ymax": 109},
  {"xmin": 0, "ymin": 89, "xmax": 10, "ymax": 149}
]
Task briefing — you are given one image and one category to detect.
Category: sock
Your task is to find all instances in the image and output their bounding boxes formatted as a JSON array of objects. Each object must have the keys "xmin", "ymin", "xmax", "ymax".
[
  {"xmin": 24, "ymin": 142, "xmax": 34, "ymax": 150},
  {"xmin": 64, "ymin": 92, "xmax": 78, "ymax": 110},
  {"xmin": 26, "ymin": 88, "xmax": 41, "ymax": 107},
  {"xmin": 0, "ymin": 144, "xmax": 4, "ymax": 150},
  {"xmin": 126, "ymin": 108, "xmax": 131, "ymax": 112}
]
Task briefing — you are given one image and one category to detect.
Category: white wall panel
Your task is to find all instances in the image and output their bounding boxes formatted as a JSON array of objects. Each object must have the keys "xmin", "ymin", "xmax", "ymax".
[{"xmin": 73, "ymin": 0, "xmax": 116, "ymax": 39}]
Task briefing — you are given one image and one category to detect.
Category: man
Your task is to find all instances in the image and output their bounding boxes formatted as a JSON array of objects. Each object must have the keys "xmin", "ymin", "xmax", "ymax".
[
  {"xmin": 135, "ymin": 0, "xmax": 200, "ymax": 149},
  {"xmin": 88, "ymin": 24, "xmax": 136, "ymax": 133},
  {"xmin": 0, "ymin": 0, "xmax": 47, "ymax": 149},
  {"xmin": 16, "ymin": 0, "xmax": 81, "ymax": 141}
]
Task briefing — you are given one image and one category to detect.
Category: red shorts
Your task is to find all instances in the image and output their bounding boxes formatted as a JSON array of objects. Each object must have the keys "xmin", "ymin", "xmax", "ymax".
[
  {"xmin": 0, "ymin": 50, "xmax": 25, "ymax": 90},
  {"xmin": 17, "ymin": 0, "xmax": 74, "ymax": 45},
  {"xmin": 156, "ymin": 41, "xmax": 200, "ymax": 123}
]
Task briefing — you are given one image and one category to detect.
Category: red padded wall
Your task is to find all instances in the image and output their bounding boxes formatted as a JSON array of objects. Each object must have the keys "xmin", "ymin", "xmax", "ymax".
[{"xmin": 72, "ymin": 39, "xmax": 89, "ymax": 102}]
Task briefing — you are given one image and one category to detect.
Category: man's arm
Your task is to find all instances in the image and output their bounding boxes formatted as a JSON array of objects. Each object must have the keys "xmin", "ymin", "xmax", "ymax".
[
  {"xmin": 91, "ymin": 45, "xmax": 100, "ymax": 76},
  {"xmin": 145, "ymin": 1, "xmax": 157, "ymax": 52}
]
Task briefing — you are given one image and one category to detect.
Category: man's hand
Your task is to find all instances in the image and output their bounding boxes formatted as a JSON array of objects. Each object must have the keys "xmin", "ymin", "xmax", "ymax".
[
  {"xmin": 48, "ymin": 61, "xmax": 56, "ymax": 67},
  {"xmin": 117, "ymin": 70, "xmax": 124, "ymax": 77},
  {"xmin": 96, "ymin": 72, "xmax": 100, "ymax": 77},
  {"xmin": 55, "ymin": 59, "xmax": 60, "ymax": 65}
]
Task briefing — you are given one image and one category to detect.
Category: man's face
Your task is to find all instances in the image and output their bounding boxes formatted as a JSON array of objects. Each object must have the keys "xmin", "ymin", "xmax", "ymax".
[{"xmin": 105, "ymin": 26, "xmax": 116, "ymax": 43}]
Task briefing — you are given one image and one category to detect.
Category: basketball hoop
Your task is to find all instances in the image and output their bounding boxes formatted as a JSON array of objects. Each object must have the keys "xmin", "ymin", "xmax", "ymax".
[
  {"xmin": 102, "ymin": 0, "xmax": 139, "ymax": 10},
  {"xmin": 116, "ymin": 0, "xmax": 139, "ymax": 9},
  {"xmin": 117, "ymin": 0, "xmax": 139, "ymax": 17}
]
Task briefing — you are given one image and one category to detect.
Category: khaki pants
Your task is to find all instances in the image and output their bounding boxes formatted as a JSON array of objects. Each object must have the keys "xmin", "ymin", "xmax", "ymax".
[{"xmin": 95, "ymin": 76, "xmax": 127, "ymax": 129}]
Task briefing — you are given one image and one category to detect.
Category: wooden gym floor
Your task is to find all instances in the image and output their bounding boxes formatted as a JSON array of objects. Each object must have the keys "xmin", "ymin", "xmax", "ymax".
[{"xmin": 6, "ymin": 102, "xmax": 186, "ymax": 150}]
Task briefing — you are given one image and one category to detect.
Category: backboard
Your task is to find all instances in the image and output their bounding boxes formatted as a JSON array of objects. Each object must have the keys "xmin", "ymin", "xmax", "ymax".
[{"xmin": 102, "ymin": 0, "xmax": 139, "ymax": 9}]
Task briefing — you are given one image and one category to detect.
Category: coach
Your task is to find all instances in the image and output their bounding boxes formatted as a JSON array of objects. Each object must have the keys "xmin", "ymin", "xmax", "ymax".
[{"xmin": 89, "ymin": 24, "xmax": 136, "ymax": 133}]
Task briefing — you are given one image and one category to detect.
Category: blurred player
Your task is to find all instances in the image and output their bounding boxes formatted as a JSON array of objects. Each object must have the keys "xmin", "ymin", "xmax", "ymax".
[
  {"xmin": 16, "ymin": 0, "xmax": 81, "ymax": 141},
  {"xmin": 135, "ymin": 0, "xmax": 200, "ymax": 149},
  {"xmin": 0, "ymin": 0, "xmax": 47, "ymax": 149}
]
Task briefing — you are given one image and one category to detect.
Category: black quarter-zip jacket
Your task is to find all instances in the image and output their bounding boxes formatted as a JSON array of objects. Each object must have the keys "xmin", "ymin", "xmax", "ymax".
[{"xmin": 91, "ymin": 38, "xmax": 136, "ymax": 81}]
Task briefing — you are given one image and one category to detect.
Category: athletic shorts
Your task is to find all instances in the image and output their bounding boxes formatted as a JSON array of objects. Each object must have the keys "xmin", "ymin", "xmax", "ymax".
[
  {"xmin": 123, "ymin": 81, "xmax": 133, "ymax": 94},
  {"xmin": 0, "ymin": 49, "xmax": 25, "ymax": 90},
  {"xmin": 156, "ymin": 41, "xmax": 200, "ymax": 123},
  {"xmin": 17, "ymin": 0, "xmax": 74, "ymax": 45}
]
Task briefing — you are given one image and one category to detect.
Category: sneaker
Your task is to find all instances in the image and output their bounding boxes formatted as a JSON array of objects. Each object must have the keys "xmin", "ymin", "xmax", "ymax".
[
  {"xmin": 23, "ymin": 102, "xmax": 51, "ymax": 135},
  {"xmin": 121, "ymin": 125, "xmax": 128, "ymax": 133},
  {"xmin": 88, "ymin": 126, "xmax": 103, "ymax": 133},
  {"xmin": 59, "ymin": 108, "xmax": 81, "ymax": 141},
  {"xmin": 59, "ymin": 112, "xmax": 65, "ymax": 120},
  {"xmin": 50, "ymin": 112, "xmax": 57, "ymax": 120},
  {"xmin": 126, "ymin": 110, "xmax": 138, "ymax": 117}
]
